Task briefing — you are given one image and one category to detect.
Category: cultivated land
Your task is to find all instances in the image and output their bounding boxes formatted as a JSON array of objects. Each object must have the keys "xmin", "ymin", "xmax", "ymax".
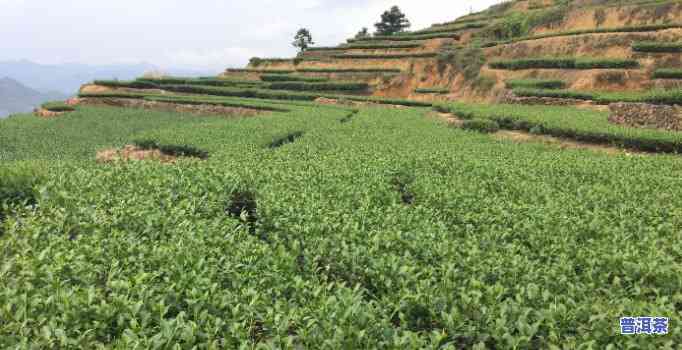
[{"xmin": 1, "ymin": 0, "xmax": 682, "ymax": 348}]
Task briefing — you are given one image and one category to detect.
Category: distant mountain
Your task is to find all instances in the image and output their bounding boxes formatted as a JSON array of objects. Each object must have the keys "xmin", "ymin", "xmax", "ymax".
[
  {"xmin": 0, "ymin": 60, "xmax": 217, "ymax": 95},
  {"xmin": 0, "ymin": 77, "xmax": 68, "ymax": 118}
]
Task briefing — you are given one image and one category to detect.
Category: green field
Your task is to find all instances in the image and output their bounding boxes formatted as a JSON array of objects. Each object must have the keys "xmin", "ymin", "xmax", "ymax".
[{"xmin": 1, "ymin": 101, "xmax": 680, "ymax": 348}]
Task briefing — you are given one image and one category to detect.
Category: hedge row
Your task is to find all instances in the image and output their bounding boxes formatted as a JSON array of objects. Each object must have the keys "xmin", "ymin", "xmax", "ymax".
[
  {"xmin": 505, "ymin": 79, "xmax": 566, "ymax": 89},
  {"xmin": 411, "ymin": 22, "xmax": 488, "ymax": 35},
  {"xmin": 414, "ymin": 88, "xmax": 450, "ymax": 94},
  {"xmin": 435, "ymin": 102, "xmax": 682, "ymax": 153},
  {"xmin": 296, "ymin": 68, "xmax": 402, "ymax": 73},
  {"xmin": 489, "ymin": 58, "xmax": 639, "ymax": 70},
  {"xmin": 93, "ymin": 80, "xmax": 159, "ymax": 89},
  {"xmin": 632, "ymin": 41, "xmax": 682, "ymax": 53},
  {"xmin": 225, "ymin": 69, "xmax": 295, "ymax": 74},
  {"xmin": 331, "ymin": 52, "xmax": 438, "ymax": 59},
  {"xmin": 150, "ymin": 85, "xmax": 431, "ymax": 107},
  {"xmin": 266, "ymin": 82, "xmax": 369, "ymax": 92},
  {"xmin": 348, "ymin": 32, "xmax": 461, "ymax": 42},
  {"xmin": 513, "ymin": 87, "xmax": 682, "ymax": 105},
  {"xmin": 652, "ymin": 69, "xmax": 682, "ymax": 79},
  {"xmin": 259, "ymin": 75, "xmax": 329, "ymax": 82},
  {"xmin": 41, "ymin": 101, "xmax": 76, "ymax": 112},
  {"xmin": 345, "ymin": 42, "xmax": 423, "ymax": 49},
  {"xmin": 484, "ymin": 23, "xmax": 682, "ymax": 47},
  {"xmin": 140, "ymin": 77, "xmax": 262, "ymax": 87}
]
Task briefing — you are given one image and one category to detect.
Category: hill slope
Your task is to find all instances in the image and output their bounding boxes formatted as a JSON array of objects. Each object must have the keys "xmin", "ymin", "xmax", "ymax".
[{"xmin": 0, "ymin": 77, "xmax": 67, "ymax": 118}]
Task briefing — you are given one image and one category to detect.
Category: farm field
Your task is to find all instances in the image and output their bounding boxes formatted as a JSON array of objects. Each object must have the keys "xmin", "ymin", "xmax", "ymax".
[{"xmin": 1, "ymin": 101, "xmax": 680, "ymax": 348}]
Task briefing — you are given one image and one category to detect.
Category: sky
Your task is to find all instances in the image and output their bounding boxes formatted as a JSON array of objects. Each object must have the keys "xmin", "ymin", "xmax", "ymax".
[{"xmin": 0, "ymin": 0, "xmax": 503, "ymax": 72}]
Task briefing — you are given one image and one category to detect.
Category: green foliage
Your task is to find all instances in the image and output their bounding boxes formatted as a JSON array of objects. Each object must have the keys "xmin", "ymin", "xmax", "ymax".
[
  {"xmin": 374, "ymin": 5, "xmax": 411, "ymax": 35},
  {"xmin": 461, "ymin": 118, "xmax": 500, "ymax": 133},
  {"xmin": 505, "ymin": 79, "xmax": 566, "ymax": 89},
  {"xmin": 41, "ymin": 101, "xmax": 76, "ymax": 112},
  {"xmin": 266, "ymin": 82, "xmax": 369, "ymax": 92},
  {"xmin": 512, "ymin": 87, "xmax": 682, "ymax": 105},
  {"xmin": 225, "ymin": 69, "xmax": 295, "ymax": 74},
  {"xmin": 349, "ymin": 32, "xmax": 461, "ymax": 42},
  {"xmin": 332, "ymin": 52, "xmax": 437, "ymax": 59},
  {"xmin": 484, "ymin": 23, "xmax": 682, "ymax": 47},
  {"xmin": 0, "ymin": 164, "xmax": 44, "ymax": 235},
  {"xmin": 652, "ymin": 68, "xmax": 682, "ymax": 79},
  {"xmin": 437, "ymin": 46, "xmax": 486, "ymax": 80},
  {"xmin": 414, "ymin": 87, "xmax": 449, "ymax": 94},
  {"xmin": 437, "ymin": 102, "xmax": 682, "ymax": 152},
  {"xmin": 260, "ymin": 75, "xmax": 329, "ymax": 82},
  {"xmin": 489, "ymin": 58, "xmax": 639, "ymax": 70},
  {"xmin": 1, "ymin": 102, "xmax": 681, "ymax": 348},
  {"xmin": 133, "ymin": 139, "xmax": 209, "ymax": 159},
  {"xmin": 345, "ymin": 42, "xmax": 423, "ymax": 49},
  {"xmin": 411, "ymin": 22, "xmax": 487, "ymax": 35},
  {"xmin": 354, "ymin": 27, "xmax": 370, "ymax": 39},
  {"xmin": 633, "ymin": 41, "xmax": 682, "ymax": 52},
  {"xmin": 94, "ymin": 79, "xmax": 159, "ymax": 89},
  {"xmin": 296, "ymin": 68, "xmax": 402, "ymax": 73},
  {"xmin": 293, "ymin": 28, "xmax": 314, "ymax": 52}
]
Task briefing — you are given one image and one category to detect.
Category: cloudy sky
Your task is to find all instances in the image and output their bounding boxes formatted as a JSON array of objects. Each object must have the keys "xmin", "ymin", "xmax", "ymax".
[{"xmin": 0, "ymin": 0, "xmax": 502, "ymax": 71}]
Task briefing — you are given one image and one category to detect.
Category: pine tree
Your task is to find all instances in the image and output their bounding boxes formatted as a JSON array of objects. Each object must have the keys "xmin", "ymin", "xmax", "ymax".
[
  {"xmin": 292, "ymin": 28, "xmax": 314, "ymax": 52},
  {"xmin": 374, "ymin": 6, "xmax": 411, "ymax": 36}
]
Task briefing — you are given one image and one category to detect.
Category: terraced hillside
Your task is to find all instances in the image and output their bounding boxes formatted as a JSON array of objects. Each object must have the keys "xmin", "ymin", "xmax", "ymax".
[
  {"xmin": 2, "ymin": 0, "xmax": 682, "ymax": 348},
  {"xmin": 216, "ymin": 0, "xmax": 682, "ymax": 105}
]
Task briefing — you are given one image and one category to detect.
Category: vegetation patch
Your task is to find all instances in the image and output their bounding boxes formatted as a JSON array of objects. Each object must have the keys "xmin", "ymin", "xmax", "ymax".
[
  {"xmin": 344, "ymin": 42, "xmax": 423, "ymax": 49},
  {"xmin": 296, "ymin": 68, "xmax": 402, "ymax": 73},
  {"xmin": 260, "ymin": 75, "xmax": 329, "ymax": 82},
  {"xmin": 41, "ymin": 101, "xmax": 76, "ymax": 112},
  {"xmin": 632, "ymin": 41, "xmax": 682, "ymax": 53},
  {"xmin": 652, "ymin": 68, "xmax": 682, "ymax": 79},
  {"xmin": 131, "ymin": 139, "xmax": 209, "ymax": 160},
  {"xmin": 484, "ymin": 23, "xmax": 682, "ymax": 47},
  {"xmin": 437, "ymin": 46, "xmax": 486, "ymax": 80},
  {"xmin": 414, "ymin": 87, "xmax": 449, "ymax": 94},
  {"xmin": 490, "ymin": 58, "xmax": 639, "ymax": 70},
  {"xmin": 505, "ymin": 79, "xmax": 566, "ymax": 90},
  {"xmin": 268, "ymin": 131, "xmax": 304, "ymax": 149},
  {"xmin": 411, "ymin": 22, "xmax": 487, "ymax": 35},
  {"xmin": 225, "ymin": 69, "xmax": 295, "ymax": 74},
  {"xmin": 225, "ymin": 190, "xmax": 259, "ymax": 235},
  {"xmin": 0, "ymin": 166, "xmax": 42, "ymax": 236},
  {"xmin": 332, "ymin": 52, "xmax": 437, "ymax": 59},
  {"xmin": 389, "ymin": 171, "xmax": 415, "ymax": 205},
  {"xmin": 266, "ymin": 82, "xmax": 369, "ymax": 92},
  {"xmin": 461, "ymin": 119, "xmax": 500, "ymax": 133},
  {"xmin": 513, "ymin": 87, "xmax": 682, "ymax": 105},
  {"xmin": 348, "ymin": 32, "xmax": 461, "ymax": 42},
  {"xmin": 436, "ymin": 102, "xmax": 682, "ymax": 153},
  {"xmin": 339, "ymin": 110, "xmax": 359, "ymax": 123}
]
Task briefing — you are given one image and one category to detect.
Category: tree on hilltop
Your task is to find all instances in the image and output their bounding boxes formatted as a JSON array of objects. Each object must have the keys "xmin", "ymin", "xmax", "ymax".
[
  {"xmin": 355, "ymin": 27, "xmax": 370, "ymax": 39},
  {"xmin": 374, "ymin": 6, "xmax": 411, "ymax": 36},
  {"xmin": 292, "ymin": 28, "xmax": 314, "ymax": 52}
]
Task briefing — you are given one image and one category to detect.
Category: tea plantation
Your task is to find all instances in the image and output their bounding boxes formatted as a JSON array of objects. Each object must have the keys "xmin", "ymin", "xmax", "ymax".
[{"xmin": 0, "ymin": 101, "xmax": 680, "ymax": 349}]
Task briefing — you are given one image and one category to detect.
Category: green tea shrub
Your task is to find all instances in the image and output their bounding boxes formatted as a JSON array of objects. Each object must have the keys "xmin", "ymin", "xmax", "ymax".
[
  {"xmin": 632, "ymin": 41, "xmax": 682, "ymax": 52},
  {"xmin": 505, "ymin": 79, "xmax": 566, "ymax": 89},
  {"xmin": 461, "ymin": 118, "xmax": 500, "ymax": 133},
  {"xmin": 332, "ymin": 52, "xmax": 437, "ymax": 59},
  {"xmin": 652, "ymin": 69, "xmax": 682, "ymax": 79},
  {"xmin": 260, "ymin": 75, "xmax": 329, "ymax": 82},
  {"xmin": 0, "ymin": 165, "xmax": 43, "ymax": 235},
  {"xmin": 41, "ymin": 101, "xmax": 76, "ymax": 112},
  {"xmin": 490, "ymin": 58, "xmax": 639, "ymax": 70},
  {"xmin": 133, "ymin": 139, "xmax": 209, "ymax": 159},
  {"xmin": 414, "ymin": 88, "xmax": 449, "ymax": 94}
]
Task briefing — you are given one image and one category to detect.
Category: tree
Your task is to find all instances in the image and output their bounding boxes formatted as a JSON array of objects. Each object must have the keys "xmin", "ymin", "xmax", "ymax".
[
  {"xmin": 292, "ymin": 28, "xmax": 314, "ymax": 52},
  {"xmin": 355, "ymin": 27, "xmax": 370, "ymax": 39},
  {"xmin": 374, "ymin": 6, "xmax": 411, "ymax": 36}
]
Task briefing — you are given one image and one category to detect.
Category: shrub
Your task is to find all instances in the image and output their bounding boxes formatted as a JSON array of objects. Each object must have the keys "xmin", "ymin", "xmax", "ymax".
[
  {"xmin": 225, "ymin": 69, "xmax": 295, "ymax": 74},
  {"xmin": 94, "ymin": 80, "xmax": 159, "ymax": 89},
  {"xmin": 344, "ymin": 42, "xmax": 422, "ymax": 49},
  {"xmin": 348, "ymin": 32, "xmax": 461, "ymax": 42},
  {"xmin": 133, "ymin": 139, "xmax": 209, "ymax": 159},
  {"xmin": 296, "ymin": 68, "xmax": 402, "ymax": 73},
  {"xmin": 632, "ymin": 41, "xmax": 682, "ymax": 53},
  {"xmin": 41, "ymin": 101, "xmax": 76, "ymax": 112},
  {"xmin": 414, "ymin": 88, "xmax": 449, "ymax": 94},
  {"xmin": 332, "ymin": 52, "xmax": 437, "ymax": 59},
  {"xmin": 437, "ymin": 46, "xmax": 486, "ymax": 80},
  {"xmin": 505, "ymin": 79, "xmax": 566, "ymax": 89},
  {"xmin": 461, "ymin": 118, "xmax": 500, "ymax": 133},
  {"xmin": 260, "ymin": 75, "xmax": 329, "ymax": 82},
  {"xmin": 0, "ymin": 166, "xmax": 43, "ymax": 235},
  {"xmin": 490, "ymin": 58, "xmax": 639, "ymax": 70},
  {"xmin": 266, "ymin": 82, "xmax": 369, "ymax": 92},
  {"xmin": 652, "ymin": 69, "xmax": 682, "ymax": 79}
]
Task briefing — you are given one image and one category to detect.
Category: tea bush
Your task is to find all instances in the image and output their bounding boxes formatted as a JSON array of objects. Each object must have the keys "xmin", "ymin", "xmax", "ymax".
[
  {"xmin": 460, "ymin": 118, "xmax": 500, "ymax": 133},
  {"xmin": 490, "ymin": 58, "xmax": 639, "ymax": 70}
]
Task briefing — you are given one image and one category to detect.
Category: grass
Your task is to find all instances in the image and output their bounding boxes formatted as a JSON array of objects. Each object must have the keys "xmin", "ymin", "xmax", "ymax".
[
  {"xmin": 489, "ymin": 58, "xmax": 640, "ymax": 70},
  {"xmin": 436, "ymin": 102, "xmax": 682, "ymax": 153},
  {"xmin": 0, "ymin": 102, "xmax": 680, "ymax": 349}
]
